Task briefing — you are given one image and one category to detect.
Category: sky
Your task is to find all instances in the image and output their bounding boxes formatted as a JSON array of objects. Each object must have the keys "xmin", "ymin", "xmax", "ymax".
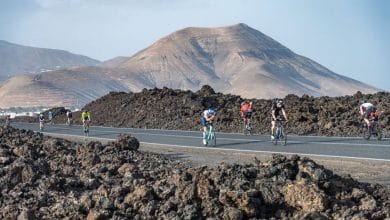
[{"xmin": 0, "ymin": 0, "xmax": 389, "ymax": 90}]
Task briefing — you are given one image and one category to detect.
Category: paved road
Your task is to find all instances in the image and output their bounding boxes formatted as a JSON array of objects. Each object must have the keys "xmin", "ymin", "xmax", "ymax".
[{"xmin": 11, "ymin": 122, "xmax": 390, "ymax": 162}]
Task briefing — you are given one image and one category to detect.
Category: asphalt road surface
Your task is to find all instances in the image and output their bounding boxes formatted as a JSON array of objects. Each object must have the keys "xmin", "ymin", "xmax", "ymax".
[{"xmin": 11, "ymin": 122, "xmax": 390, "ymax": 162}]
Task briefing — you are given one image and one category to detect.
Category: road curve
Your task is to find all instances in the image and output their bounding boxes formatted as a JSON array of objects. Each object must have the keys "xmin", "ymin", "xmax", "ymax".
[{"xmin": 11, "ymin": 122, "xmax": 390, "ymax": 162}]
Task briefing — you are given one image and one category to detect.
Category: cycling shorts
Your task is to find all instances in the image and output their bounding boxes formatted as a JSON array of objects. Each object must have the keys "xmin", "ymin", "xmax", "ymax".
[
  {"xmin": 271, "ymin": 114, "xmax": 280, "ymax": 121},
  {"xmin": 201, "ymin": 117, "xmax": 208, "ymax": 127},
  {"xmin": 363, "ymin": 107, "xmax": 376, "ymax": 119},
  {"xmin": 244, "ymin": 110, "xmax": 252, "ymax": 119}
]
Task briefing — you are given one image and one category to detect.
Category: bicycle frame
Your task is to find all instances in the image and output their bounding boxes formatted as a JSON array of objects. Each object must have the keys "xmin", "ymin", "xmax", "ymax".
[
  {"xmin": 362, "ymin": 118, "xmax": 382, "ymax": 141},
  {"xmin": 39, "ymin": 120, "xmax": 44, "ymax": 130},
  {"xmin": 243, "ymin": 116, "xmax": 252, "ymax": 135},
  {"xmin": 83, "ymin": 120, "xmax": 89, "ymax": 136},
  {"xmin": 205, "ymin": 123, "xmax": 216, "ymax": 147},
  {"xmin": 5, "ymin": 117, "xmax": 10, "ymax": 127},
  {"xmin": 273, "ymin": 119, "xmax": 287, "ymax": 145}
]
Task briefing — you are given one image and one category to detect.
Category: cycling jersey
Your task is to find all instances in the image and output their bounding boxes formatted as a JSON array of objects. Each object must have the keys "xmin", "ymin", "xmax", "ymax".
[
  {"xmin": 360, "ymin": 103, "xmax": 374, "ymax": 113},
  {"xmin": 271, "ymin": 103, "xmax": 285, "ymax": 117},
  {"xmin": 39, "ymin": 116, "xmax": 44, "ymax": 121},
  {"xmin": 241, "ymin": 103, "xmax": 251, "ymax": 112},
  {"xmin": 201, "ymin": 110, "xmax": 216, "ymax": 127},
  {"xmin": 81, "ymin": 112, "xmax": 91, "ymax": 121},
  {"xmin": 360, "ymin": 103, "xmax": 376, "ymax": 119}
]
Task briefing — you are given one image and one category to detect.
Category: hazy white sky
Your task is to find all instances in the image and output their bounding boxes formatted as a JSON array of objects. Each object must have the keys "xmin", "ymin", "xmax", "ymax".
[{"xmin": 0, "ymin": 0, "xmax": 389, "ymax": 90}]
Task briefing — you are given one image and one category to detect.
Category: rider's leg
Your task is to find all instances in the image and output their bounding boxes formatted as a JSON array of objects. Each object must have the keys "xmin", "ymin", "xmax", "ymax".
[
  {"xmin": 364, "ymin": 117, "xmax": 371, "ymax": 127},
  {"xmin": 271, "ymin": 120, "xmax": 276, "ymax": 138},
  {"xmin": 202, "ymin": 126, "xmax": 207, "ymax": 145},
  {"xmin": 201, "ymin": 118, "xmax": 207, "ymax": 145}
]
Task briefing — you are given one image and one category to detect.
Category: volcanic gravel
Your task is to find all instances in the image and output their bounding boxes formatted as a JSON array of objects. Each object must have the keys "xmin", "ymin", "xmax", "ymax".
[{"xmin": 0, "ymin": 126, "xmax": 389, "ymax": 219}]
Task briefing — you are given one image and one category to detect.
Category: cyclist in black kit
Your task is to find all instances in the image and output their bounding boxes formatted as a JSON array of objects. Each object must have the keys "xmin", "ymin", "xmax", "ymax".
[{"xmin": 271, "ymin": 99, "xmax": 288, "ymax": 140}]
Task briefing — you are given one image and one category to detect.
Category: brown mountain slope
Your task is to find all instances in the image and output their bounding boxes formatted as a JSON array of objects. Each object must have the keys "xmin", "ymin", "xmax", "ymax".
[
  {"xmin": 100, "ymin": 56, "xmax": 129, "ymax": 68},
  {"xmin": 117, "ymin": 23, "xmax": 379, "ymax": 98},
  {"xmin": 0, "ymin": 66, "xmax": 138, "ymax": 108},
  {"xmin": 0, "ymin": 40, "xmax": 100, "ymax": 82}
]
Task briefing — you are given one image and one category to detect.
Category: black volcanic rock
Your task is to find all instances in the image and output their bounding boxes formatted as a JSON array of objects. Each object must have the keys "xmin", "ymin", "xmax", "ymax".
[
  {"xmin": 0, "ymin": 127, "xmax": 389, "ymax": 219},
  {"xmin": 49, "ymin": 86, "xmax": 390, "ymax": 137}
]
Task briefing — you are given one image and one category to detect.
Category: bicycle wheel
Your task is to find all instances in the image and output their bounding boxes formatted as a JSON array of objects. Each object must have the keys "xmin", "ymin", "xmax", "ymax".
[
  {"xmin": 204, "ymin": 133, "xmax": 209, "ymax": 146},
  {"xmin": 376, "ymin": 124, "xmax": 382, "ymax": 141},
  {"xmin": 243, "ymin": 121, "xmax": 248, "ymax": 135},
  {"xmin": 273, "ymin": 129, "xmax": 279, "ymax": 145},
  {"xmin": 280, "ymin": 129, "xmax": 287, "ymax": 146},
  {"xmin": 362, "ymin": 124, "xmax": 371, "ymax": 140},
  {"xmin": 247, "ymin": 121, "xmax": 252, "ymax": 136},
  {"xmin": 211, "ymin": 132, "xmax": 216, "ymax": 147}
]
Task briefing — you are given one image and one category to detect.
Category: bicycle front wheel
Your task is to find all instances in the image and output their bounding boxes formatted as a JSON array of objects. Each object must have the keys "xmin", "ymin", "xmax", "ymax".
[
  {"xmin": 280, "ymin": 130, "xmax": 287, "ymax": 146},
  {"xmin": 362, "ymin": 124, "xmax": 371, "ymax": 140},
  {"xmin": 211, "ymin": 132, "xmax": 216, "ymax": 147},
  {"xmin": 243, "ymin": 121, "xmax": 248, "ymax": 135},
  {"xmin": 376, "ymin": 124, "xmax": 382, "ymax": 141}
]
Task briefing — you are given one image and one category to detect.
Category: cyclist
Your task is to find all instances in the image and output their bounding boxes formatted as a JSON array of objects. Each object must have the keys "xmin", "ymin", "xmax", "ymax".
[
  {"xmin": 39, "ymin": 113, "xmax": 45, "ymax": 130},
  {"xmin": 81, "ymin": 110, "xmax": 91, "ymax": 132},
  {"xmin": 5, "ymin": 114, "xmax": 11, "ymax": 127},
  {"xmin": 271, "ymin": 99, "xmax": 288, "ymax": 140},
  {"xmin": 48, "ymin": 111, "xmax": 53, "ymax": 124},
  {"xmin": 240, "ymin": 101, "xmax": 253, "ymax": 129},
  {"xmin": 201, "ymin": 107, "xmax": 216, "ymax": 145},
  {"xmin": 359, "ymin": 99, "xmax": 377, "ymax": 128},
  {"xmin": 66, "ymin": 110, "xmax": 73, "ymax": 125}
]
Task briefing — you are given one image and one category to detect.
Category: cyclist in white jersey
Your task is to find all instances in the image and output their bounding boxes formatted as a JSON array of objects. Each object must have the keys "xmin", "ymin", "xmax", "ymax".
[{"xmin": 201, "ymin": 107, "xmax": 216, "ymax": 145}]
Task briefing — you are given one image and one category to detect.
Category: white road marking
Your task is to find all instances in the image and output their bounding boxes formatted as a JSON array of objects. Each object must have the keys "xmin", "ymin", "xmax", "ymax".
[
  {"xmin": 67, "ymin": 128, "xmax": 390, "ymax": 148},
  {"xmin": 140, "ymin": 142, "xmax": 390, "ymax": 162},
  {"xmin": 39, "ymin": 131, "xmax": 390, "ymax": 162}
]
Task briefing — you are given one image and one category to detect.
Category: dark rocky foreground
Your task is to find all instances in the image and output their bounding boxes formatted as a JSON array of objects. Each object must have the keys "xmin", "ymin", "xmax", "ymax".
[
  {"xmin": 0, "ymin": 126, "xmax": 389, "ymax": 219},
  {"xmin": 40, "ymin": 85, "xmax": 389, "ymax": 137}
]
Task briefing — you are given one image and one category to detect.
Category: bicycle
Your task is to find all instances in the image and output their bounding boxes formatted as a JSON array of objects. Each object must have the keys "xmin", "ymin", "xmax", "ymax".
[
  {"xmin": 39, "ymin": 120, "xmax": 45, "ymax": 131},
  {"xmin": 5, "ymin": 116, "xmax": 10, "ymax": 127},
  {"xmin": 272, "ymin": 119, "xmax": 287, "ymax": 145},
  {"xmin": 362, "ymin": 117, "xmax": 382, "ymax": 141},
  {"xmin": 243, "ymin": 118, "xmax": 253, "ymax": 136},
  {"xmin": 204, "ymin": 122, "xmax": 216, "ymax": 147},
  {"xmin": 66, "ymin": 117, "xmax": 72, "ymax": 126},
  {"xmin": 83, "ymin": 120, "xmax": 90, "ymax": 140}
]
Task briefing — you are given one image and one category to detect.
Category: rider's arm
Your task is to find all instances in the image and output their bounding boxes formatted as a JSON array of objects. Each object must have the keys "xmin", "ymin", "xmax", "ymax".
[
  {"xmin": 359, "ymin": 105, "xmax": 364, "ymax": 115},
  {"xmin": 282, "ymin": 109, "xmax": 288, "ymax": 121}
]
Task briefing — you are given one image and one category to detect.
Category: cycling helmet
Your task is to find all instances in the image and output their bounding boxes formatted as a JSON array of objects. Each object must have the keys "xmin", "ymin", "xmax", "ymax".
[
  {"xmin": 40, "ymin": 114, "xmax": 43, "ymax": 117},
  {"xmin": 360, "ymin": 99, "xmax": 367, "ymax": 104},
  {"xmin": 277, "ymin": 99, "xmax": 284, "ymax": 104},
  {"xmin": 209, "ymin": 107, "xmax": 215, "ymax": 114}
]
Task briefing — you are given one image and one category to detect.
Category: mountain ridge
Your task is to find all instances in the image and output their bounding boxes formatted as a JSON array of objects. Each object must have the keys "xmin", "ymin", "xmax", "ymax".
[
  {"xmin": 0, "ymin": 40, "xmax": 101, "ymax": 81},
  {"xmin": 0, "ymin": 24, "xmax": 380, "ymax": 108},
  {"xmin": 116, "ymin": 23, "xmax": 379, "ymax": 98}
]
